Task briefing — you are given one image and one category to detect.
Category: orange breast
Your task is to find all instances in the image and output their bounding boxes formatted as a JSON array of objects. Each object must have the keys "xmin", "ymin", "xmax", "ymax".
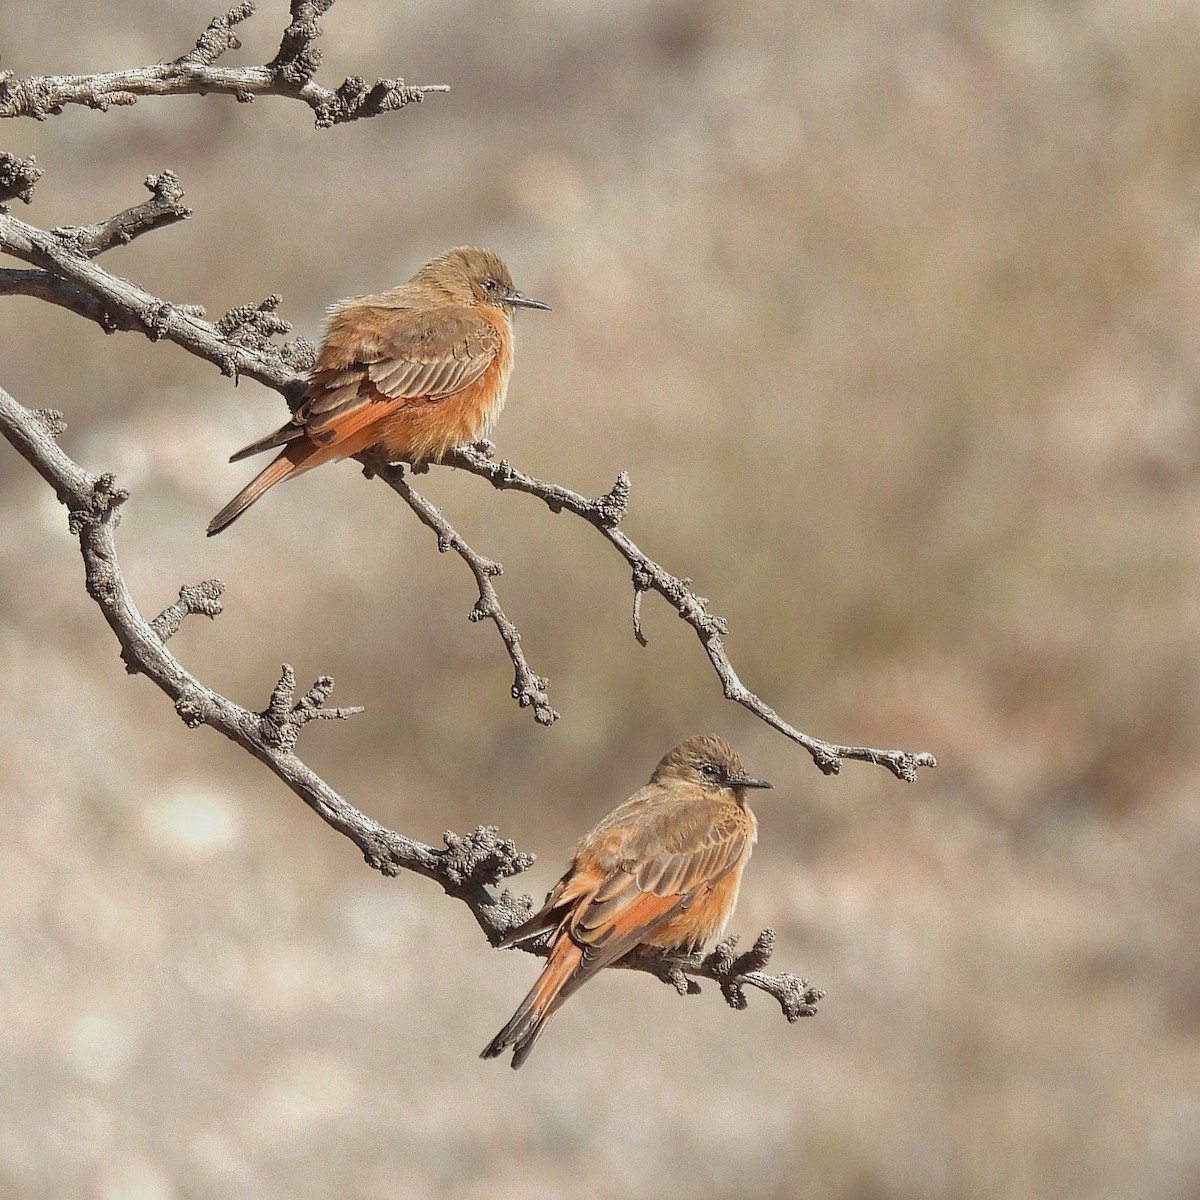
[
  {"xmin": 643, "ymin": 799, "xmax": 756, "ymax": 955},
  {"xmin": 376, "ymin": 366, "xmax": 509, "ymax": 463},
  {"xmin": 643, "ymin": 855, "xmax": 752, "ymax": 951},
  {"xmin": 377, "ymin": 310, "xmax": 514, "ymax": 463}
]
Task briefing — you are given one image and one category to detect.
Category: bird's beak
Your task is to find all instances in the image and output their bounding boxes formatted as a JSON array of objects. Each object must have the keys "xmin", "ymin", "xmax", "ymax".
[
  {"xmin": 731, "ymin": 772, "xmax": 773, "ymax": 790},
  {"xmin": 504, "ymin": 289, "xmax": 551, "ymax": 311}
]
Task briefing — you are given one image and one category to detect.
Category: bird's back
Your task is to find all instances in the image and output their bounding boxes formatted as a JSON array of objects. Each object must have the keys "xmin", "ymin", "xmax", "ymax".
[{"xmin": 579, "ymin": 782, "xmax": 752, "ymax": 871}]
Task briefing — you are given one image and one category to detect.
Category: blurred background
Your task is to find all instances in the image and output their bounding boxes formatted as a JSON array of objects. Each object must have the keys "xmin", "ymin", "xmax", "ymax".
[{"xmin": 2, "ymin": 1, "xmax": 1198, "ymax": 1196}]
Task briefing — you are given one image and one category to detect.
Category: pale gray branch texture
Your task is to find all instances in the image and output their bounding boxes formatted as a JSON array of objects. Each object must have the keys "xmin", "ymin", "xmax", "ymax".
[
  {"xmin": 0, "ymin": 382, "xmax": 822, "ymax": 1019},
  {"xmin": 0, "ymin": 179, "xmax": 936, "ymax": 779},
  {"xmin": 0, "ymin": 0, "xmax": 834, "ymax": 1025},
  {"xmin": 0, "ymin": 1, "xmax": 449, "ymax": 127}
]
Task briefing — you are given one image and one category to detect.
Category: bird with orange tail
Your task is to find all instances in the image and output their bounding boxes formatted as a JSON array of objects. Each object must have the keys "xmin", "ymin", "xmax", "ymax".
[
  {"xmin": 206, "ymin": 246, "xmax": 549, "ymax": 536},
  {"xmin": 482, "ymin": 735, "xmax": 772, "ymax": 1069}
]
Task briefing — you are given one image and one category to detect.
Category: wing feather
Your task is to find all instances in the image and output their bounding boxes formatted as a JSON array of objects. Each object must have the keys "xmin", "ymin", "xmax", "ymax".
[
  {"xmin": 500, "ymin": 791, "xmax": 752, "ymax": 1004},
  {"xmin": 297, "ymin": 304, "xmax": 500, "ymax": 442},
  {"xmin": 566, "ymin": 808, "xmax": 750, "ymax": 976}
]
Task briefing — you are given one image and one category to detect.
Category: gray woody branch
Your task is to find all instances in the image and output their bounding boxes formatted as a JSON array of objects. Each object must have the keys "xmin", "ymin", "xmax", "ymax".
[
  {"xmin": 0, "ymin": 173, "xmax": 936, "ymax": 780},
  {"xmin": 0, "ymin": 382, "xmax": 820, "ymax": 1021},
  {"xmin": 0, "ymin": 1, "xmax": 448, "ymax": 128},
  {"xmin": 1, "ymin": 8, "xmax": 823, "ymax": 1032}
]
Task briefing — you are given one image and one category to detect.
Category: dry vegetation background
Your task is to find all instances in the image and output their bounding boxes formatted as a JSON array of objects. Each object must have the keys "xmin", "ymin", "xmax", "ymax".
[{"xmin": 2, "ymin": 0, "xmax": 1199, "ymax": 1197}]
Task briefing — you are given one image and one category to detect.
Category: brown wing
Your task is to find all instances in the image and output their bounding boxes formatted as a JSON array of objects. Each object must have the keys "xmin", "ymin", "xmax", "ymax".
[
  {"xmin": 499, "ymin": 800, "xmax": 748, "ymax": 958},
  {"xmin": 490, "ymin": 796, "xmax": 750, "ymax": 1048},
  {"xmin": 298, "ymin": 303, "xmax": 500, "ymax": 446},
  {"xmin": 570, "ymin": 805, "xmax": 750, "ymax": 961}
]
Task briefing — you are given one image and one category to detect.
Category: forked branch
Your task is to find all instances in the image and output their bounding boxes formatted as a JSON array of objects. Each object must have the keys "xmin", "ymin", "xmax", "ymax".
[
  {"xmin": 446, "ymin": 449, "xmax": 938, "ymax": 781},
  {"xmin": 0, "ymin": 382, "xmax": 819, "ymax": 1019},
  {"xmin": 0, "ymin": 0, "xmax": 828, "ymax": 1039},
  {"xmin": 0, "ymin": 1, "xmax": 448, "ymax": 127},
  {"xmin": 0, "ymin": 176, "xmax": 936, "ymax": 780}
]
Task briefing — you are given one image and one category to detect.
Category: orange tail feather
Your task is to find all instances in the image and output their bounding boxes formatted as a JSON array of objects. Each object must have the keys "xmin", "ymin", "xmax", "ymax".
[
  {"xmin": 206, "ymin": 451, "xmax": 301, "ymax": 536},
  {"xmin": 481, "ymin": 935, "xmax": 585, "ymax": 1069}
]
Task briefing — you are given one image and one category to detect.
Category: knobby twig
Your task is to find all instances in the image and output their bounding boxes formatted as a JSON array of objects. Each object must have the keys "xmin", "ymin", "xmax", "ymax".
[
  {"xmin": 0, "ymin": 382, "xmax": 818, "ymax": 1019},
  {"xmin": 446, "ymin": 448, "xmax": 940, "ymax": 781},
  {"xmin": 364, "ymin": 455, "xmax": 559, "ymax": 725},
  {"xmin": 0, "ymin": 1, "xmax": 449, "ymax": 128},
  {"xmin": 0, "ymin": 150, "xmax": 41, "ymax": 208},
  {"xmin": 53, "ymin": 171, "xmax": 192, "ymax": 258},
  {"xmin": 148, "ymin": 579, "xmax": 226, "ymax": 643},
  {"xmin": 0, "ymin": 175, "xmax": 937, "ymax": 780}
]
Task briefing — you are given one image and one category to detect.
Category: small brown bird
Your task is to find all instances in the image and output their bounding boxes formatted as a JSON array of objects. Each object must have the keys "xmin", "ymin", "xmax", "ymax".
[
  {"xmin": 482, "ymin": 734, "xmax": 771, "ymax": 1068},
  {"xmin": 206, "ymin": 246, "xmax": 549, "ymax": 535}
]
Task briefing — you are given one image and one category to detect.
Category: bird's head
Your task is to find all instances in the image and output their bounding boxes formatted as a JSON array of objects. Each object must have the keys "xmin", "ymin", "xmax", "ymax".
[
  {"xmin": 651, "ymin": 735, "xmax": 773, "ymax": 794},
  {"xmin": 418, "ymin": 246, "xmax": 551, "ymax": 315}
]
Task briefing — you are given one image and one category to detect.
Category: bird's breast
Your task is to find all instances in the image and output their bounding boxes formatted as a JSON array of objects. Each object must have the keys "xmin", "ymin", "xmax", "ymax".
[
  {"xmin": 377, "ymin": 338, "xmax": 513, "ymax": 463},
  {"xmin": 642, "ymin": 804, "xmax": 757, "ymax": 953}
]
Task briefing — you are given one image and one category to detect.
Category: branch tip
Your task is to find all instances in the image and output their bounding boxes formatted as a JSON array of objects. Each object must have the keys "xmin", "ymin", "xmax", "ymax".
[
  {"xmin": 215, "ymin": 294, "xmax": 292, "ymax": 354},
  {"xmin": 314, "ymin": 76, "xmax": 448, "ymax": 128},
  {"xmin": 259, "ymin": 664, "xmax": 361, "ymax": 750},
  {"xmin": 177, "ymin": 2, "xmax": 256, "ymax": 68},
  {"xmin": 150, "ymin": 579, "xmax": 226, "ymax": 641},
  {"xmin": 372, "ymin": 460, "xmax": 558, "ymax": 728},
  {"xmin": 0, "ymin": 151, "xmax": 42, "ymax": 208},
  {"xmin": 50, "ymin": 169, "xmax": 192, "ymax": 258},
  {"xmin": 593, "ymin": 471, "xmax": 631, "ymax": 527},
  {"xmin": 639, "ymin": 927, "xmax": 819, "ymax": 1020},
  {"xmin": 2, "ymin": 2, "xmax": 441, "ymax": 127}
]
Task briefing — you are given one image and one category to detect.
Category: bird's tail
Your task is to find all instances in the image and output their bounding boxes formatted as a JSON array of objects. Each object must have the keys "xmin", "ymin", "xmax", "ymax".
[
  {"xmin": 206, "ymin": 451, "xmax": 300, "ymax": 536},
  {"xmin": 481, "ymin": 934, "xmax": 585, "ymax": 1069}
]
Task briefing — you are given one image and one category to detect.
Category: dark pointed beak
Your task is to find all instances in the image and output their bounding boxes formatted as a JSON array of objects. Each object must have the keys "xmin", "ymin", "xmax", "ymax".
[
  {"xmin": 730, "ymin": 772, "xmax": 773, "ymax": 790},
  {"xmin": 504, "ymin": 289, "xmax": 551, "ymax": 311}
]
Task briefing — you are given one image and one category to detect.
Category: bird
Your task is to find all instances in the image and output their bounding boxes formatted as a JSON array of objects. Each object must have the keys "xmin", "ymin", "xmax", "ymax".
[
  {"xmin": 481, "ymin": 734, "xmax": 772, "ymax": 1068},
  {"xmin": 206, "ymin": 246, "xmax": 549, "ymax": 536}
]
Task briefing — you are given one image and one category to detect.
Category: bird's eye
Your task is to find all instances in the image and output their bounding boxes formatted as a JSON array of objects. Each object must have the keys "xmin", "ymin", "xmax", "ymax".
[
  {"xmin": 482, "ymin": 278, "xmax": 499, "ymax": 293},
  {"xmin": 699, "ymin": 762, "xmax": 719, "ymax": 776}
]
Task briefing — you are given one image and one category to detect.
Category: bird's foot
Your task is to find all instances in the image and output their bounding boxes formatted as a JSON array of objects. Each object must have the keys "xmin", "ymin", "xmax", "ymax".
[{"xmin": 651, "ymin": 947, "xmax": 704, "ymax": 996}]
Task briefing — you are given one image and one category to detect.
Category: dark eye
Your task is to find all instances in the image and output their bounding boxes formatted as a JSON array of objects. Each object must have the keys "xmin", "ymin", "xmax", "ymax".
[
  {"xmin": 482, "ymin": 278, "xmax": 499, "ymax": 293},
  {"xmin": 699, "ymin": 762, "xmax": 719, "ymax": 777}
]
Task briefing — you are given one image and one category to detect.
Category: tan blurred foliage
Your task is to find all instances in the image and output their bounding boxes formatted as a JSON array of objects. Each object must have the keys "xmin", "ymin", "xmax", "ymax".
[{"xmin": 1, "ymin": 1, "xmax": 1198, "ymax": 1197}]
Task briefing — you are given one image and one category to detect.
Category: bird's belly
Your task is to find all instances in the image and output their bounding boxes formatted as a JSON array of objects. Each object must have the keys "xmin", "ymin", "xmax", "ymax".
[
  {"xmin": 377, "ymin": 357, "xmax": 511, "ymax": 463},
  {"xmin": 643, "ymin": 854, "xmax": 752, "ymax": 953}
]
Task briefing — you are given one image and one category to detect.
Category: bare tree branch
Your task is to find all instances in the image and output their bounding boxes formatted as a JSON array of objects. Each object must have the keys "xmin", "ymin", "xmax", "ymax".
[
  {"xmin": 0, "ymin": 266, "xmax": 135, "ymax": 329},
  {"xmin": 0, "ymin": 1, "xmax": 448, "ymax": 127},
  {"xmin": 446, "ymin": 448, "xmax": 940, "ymax": 781},
  {"xmin": 365, "ymin": 456, "xmax": 559, "ymax": 726},
  {"xmin": 0, "ymin": 13, "xmax": 835, "ymax": 1034},
  {"xmin": 0, "ymin": 201, "xmax": 304, "ymax": 388},
  {"xmin": 0, "ymin": 380, "xmax": 521, "ymax": 919},
  {"xmin": 53, "ymin": 171, "xmax": 192, "ymax": 258},
  {"xmin": 0, "ymin": 177, "xmax": 936, "ymax": 778},
  {"xmin": 0, "ymin": 380, "xmax": 818, "ymax": 1018}
]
